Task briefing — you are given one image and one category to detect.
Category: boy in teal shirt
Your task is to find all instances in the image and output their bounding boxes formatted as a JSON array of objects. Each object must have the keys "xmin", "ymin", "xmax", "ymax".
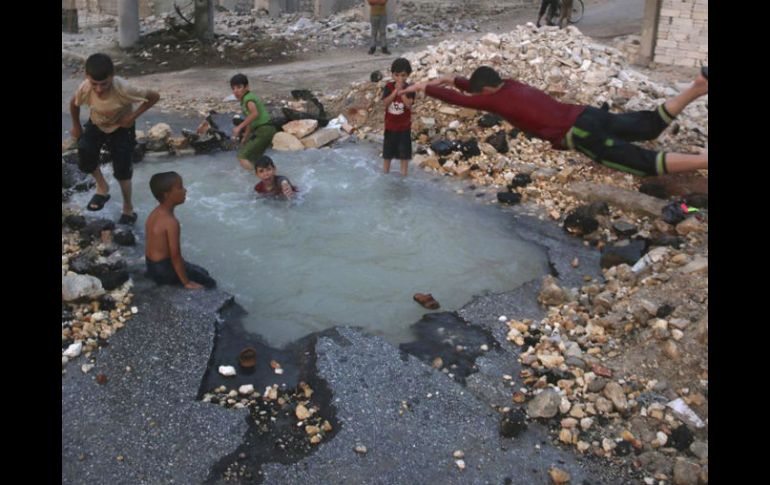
[{"xmin": 230, "ymin": 73, "xmax": 277, "ymax": 171}]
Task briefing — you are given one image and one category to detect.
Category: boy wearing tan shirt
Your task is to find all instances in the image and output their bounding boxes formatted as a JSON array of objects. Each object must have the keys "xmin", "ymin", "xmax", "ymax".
[{"xmin": 69, "ymin": 53, "xmax": 159, "ymax": 224}]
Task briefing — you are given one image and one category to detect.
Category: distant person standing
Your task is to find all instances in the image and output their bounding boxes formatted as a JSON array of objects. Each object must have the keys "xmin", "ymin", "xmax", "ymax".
[
  {"xmin": 368, "ymin": 0, "xmax": 391, "ymax": 55},
  {"xmin": 536, "ymin": 0, "xmax": 560, "ymax": 27}
]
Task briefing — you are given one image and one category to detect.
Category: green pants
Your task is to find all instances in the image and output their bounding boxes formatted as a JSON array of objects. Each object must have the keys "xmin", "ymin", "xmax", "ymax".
[{"xmin": 238, "ymin": 124, "xmax": 277, "ymax": 163}]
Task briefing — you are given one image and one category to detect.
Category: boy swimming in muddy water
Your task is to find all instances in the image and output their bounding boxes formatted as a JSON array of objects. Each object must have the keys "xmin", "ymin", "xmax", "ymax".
[
  {"xmin": 253, "ymin": 156, "xmax": 296, "ymax": 199},
  {"xmin": 145, "ymin": 172, "xmax": 216, "ymax": 289},
  {"xmin": 230, "ymin": 73, "xmax": 277, "ymax": 172}
]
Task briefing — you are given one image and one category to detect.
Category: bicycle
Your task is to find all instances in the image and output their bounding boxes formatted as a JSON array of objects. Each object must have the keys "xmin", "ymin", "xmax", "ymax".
[{"xmin": 546, "ymin": 0, "xmax": 585, "ymax": 27}]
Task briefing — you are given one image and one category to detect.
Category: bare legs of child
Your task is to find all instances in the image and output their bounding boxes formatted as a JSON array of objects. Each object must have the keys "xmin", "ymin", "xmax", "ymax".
[
  {"xmin": 662, "ymin": 70, "xmax": 708, "ymax": 173},
  {"xmin": 383, "ymin": 159, "xmax": 409, "ymax": 176}
]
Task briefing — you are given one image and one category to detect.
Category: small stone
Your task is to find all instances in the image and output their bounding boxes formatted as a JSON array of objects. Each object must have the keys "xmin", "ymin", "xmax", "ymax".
[
  {"xmin": 675, "ymin": 218, "xmax": 706, "ymax": 236},
  {"xmin": 603, "ymin": 382, "xmax": 628, "ymax": 412},
  {"xmin": 238, "ymin": 384, "xmax": 254, "ymax": 395},
  {"xmin": 455, "ymin": 459, "xmax": 466, "ymax": 470},
  {"xmin": 498, "ymin": 315, "xmax": 508, "ymax": 322},
  {"xmin": 81, "ymin": 363, "xmax": 94, "ymax": 373},
  {"xmin": 591, "ymin": 363, "xmax": 613, "ymax": 378},
  {"xmin": 673, "ymin": 457, "xmax": 700, "ymax": 485},
  {"xmin": 310, "ymin": 435, "xmax": 322, "ymax": 445},
  {"xmin": 432, "ymin": 357, "xmax": 443, "ymax": 368},
  {"xmin": 580, "ymin": 418, "xmax": 593, "ymax": 430},
  {"xmin": 656, "ymin": 431, "xmax": 668, "ymax": 446},
  {"xmin": 571, "ymin": 258, "xmax": 579, "ymax": 268},
  {"xmin": 354, "ymin": 444, "xmax": 367, "ymax": 454},
  {"xmin": 527, "ymin": 389, "xmax": 562, "ymax": 418},
  {"xmin": 63, "ymin": 341, "xmax": 83, "ymax": 359},
  {"xmin": 548, "ymin": 466, "xmax": 571, "ymax": 484},
  {"xmin": 96, "ymin": 373, "xmax": 108, "ymax": 385},
  {"xmin": 218, "ymin": 365, "xmax": 236, "ymax": 377},
  {"xmin": 561, "ymin": 418, "xmax": 578, "ymax": 429},
  {"xmin": 453, "ymin": 450, "xmax": 465, "ymax": 459},
  {"xmin": 689, "ymin": 441, "xmax": 708, "ymax": 460},
  {"xmin": 305, "ymin": 425, "xmax": 320, "ymax": 436},
  {"xmin": 662, "ymin": 340, "xmax": 680, "ymax": 360},
  {"xmin": 296, "ymin": 404, "xmax": 310, "ymax": 420},
  {"xmin": 131, "ymin": 306, "xmax": 138, "ymax": 314}
]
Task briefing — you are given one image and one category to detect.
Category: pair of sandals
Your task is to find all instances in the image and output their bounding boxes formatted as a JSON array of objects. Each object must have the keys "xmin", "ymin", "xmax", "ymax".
[{"xmin": 86, "ymin": 193, "xmax": 137, "ymax": 225}]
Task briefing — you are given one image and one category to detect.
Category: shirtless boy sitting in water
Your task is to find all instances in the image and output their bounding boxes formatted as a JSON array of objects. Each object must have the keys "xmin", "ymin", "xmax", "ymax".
[{"xmin": 145, "ymin": 171, "xmax": 216, "ymax": 289}]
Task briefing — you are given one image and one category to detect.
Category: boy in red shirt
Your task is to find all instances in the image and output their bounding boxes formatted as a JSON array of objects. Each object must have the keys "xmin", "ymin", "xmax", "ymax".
[
  {"xmin": 381, "ymin": 58, "xmax": 416, "ymax": 176},
  {"xmin": 403, "ymin": 66, "xmax": 708, "ymax": 176}
]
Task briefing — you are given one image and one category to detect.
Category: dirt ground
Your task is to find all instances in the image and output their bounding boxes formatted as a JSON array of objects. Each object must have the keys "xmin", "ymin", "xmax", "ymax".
[{"xmin": 63, "ymin": 0, "xmax": 695, "ymax": 120}]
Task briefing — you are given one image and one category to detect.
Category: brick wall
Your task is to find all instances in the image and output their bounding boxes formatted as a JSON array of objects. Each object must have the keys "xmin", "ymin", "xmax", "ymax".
[{"xmin": 654, "ymin": 0, "xmax": 708, "ymax": 67}]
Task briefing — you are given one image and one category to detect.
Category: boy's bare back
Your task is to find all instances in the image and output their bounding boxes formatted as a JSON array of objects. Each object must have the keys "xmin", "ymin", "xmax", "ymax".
[{"xmin": 145, "ymin": 206, "xmax": 179, "ymax": 262}]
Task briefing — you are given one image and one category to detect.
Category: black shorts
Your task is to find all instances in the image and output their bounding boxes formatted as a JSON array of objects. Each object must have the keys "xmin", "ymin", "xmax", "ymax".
[
  {"xmin": 383, "ymin": 129, "xmax": 412, "ymax": 160},
  {"xmin": 146, "ymin": 258, "xmax": 217, "ymax": 288},
  {"xmin": 77, "ymin": 120, "xmax": 136, "ymax": 181},
  {"xmin": 565, "ymin": 105, "xmax": 674, "ymax": 176}
]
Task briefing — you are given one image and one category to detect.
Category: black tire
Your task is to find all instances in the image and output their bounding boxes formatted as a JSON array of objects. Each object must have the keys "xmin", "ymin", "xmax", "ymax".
[{"xmin": 569, "ymin": 0, "xmax": 584, "ymax": 23}]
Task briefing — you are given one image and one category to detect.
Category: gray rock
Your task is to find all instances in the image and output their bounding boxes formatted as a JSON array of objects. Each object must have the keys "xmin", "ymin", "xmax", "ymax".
[
  {"xmin": 539, "ymin": 275, "xmax": 566, "ymax": 306},
  {"xmin": 62, "ymin": 162, "xmax": 89, "ymax": 189},
  {"xmin": 592, "ymin": 291, "xmax": 615, "ymax": 311},
  {"xmin": 587, "ymin": 377, "xmax": 607, "ymax": 393},
  {"xmin": 600, "ymin": 240, "xmax": 646, "ymax": 269},
  {"xmin": 565, "ymin": 182, "xmax": 666, "ymax": 218},
  {"xmin": 564, "ymin": 356, "xmax": 586, "ymax": 369},
  {"xmin": 282, "ymin": 119, "xmax": 318, "ymax": 138},
  {"xmin": 675, "ymin": 218, "xmax": 706, "ymax": 236},
  {"xmin": 673, "ymin": 457, "xmax": 700, "ymax": 485},
  {"xmin": 527, "ymin": 388, "xmax": 562, "ymax": 418},
  {"xmin": 637, "ymin": 451, "xmax": 673, "ymax": 475},
  {"xmin": 689, "ymin": 440, "xmax": 708, "ymax": 461},
  {"xmin": 114, "ymin": 229, "xmax": 136, "ymax": 246},
  {"xmin": 612, "ymin": 220, "xmax": 637, "ymax": 237},
  {"xmin": 272, "ymin": 131, "xmax": 305, "ymax": 151},
  {"xmin": 680, "ymin": 256, "xmax": 707, "ymax": 274},
  {"xmin": 301, "ymin": 127, "xmax": 341, "ymax": 148},
  {"xmin": 603, "ymin": 381, "xmax": 628, "ymax": 412},
  {"xmin": 62, "ymin": 274, "xmax": 105, "ymax": 301}
]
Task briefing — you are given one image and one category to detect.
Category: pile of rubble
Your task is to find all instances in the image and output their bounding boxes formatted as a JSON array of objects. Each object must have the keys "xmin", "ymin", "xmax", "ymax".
[
  {"xmin": 62, "ymin": 208, "xmax": 139, "ymax": 377},
  {"xmin": 502, "ymin": 238, "xmax": 708, "ymax": 484},
  {"xmin": 135, "ymin": 5, "xmax": 479, "ymax": 59},
  {"xmin": 203, "ymin": 379, "xmax": 334, "ymax": 480}
]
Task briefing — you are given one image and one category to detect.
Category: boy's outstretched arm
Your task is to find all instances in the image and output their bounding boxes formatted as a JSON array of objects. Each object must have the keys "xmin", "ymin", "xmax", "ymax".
[
  {"xmin": 118, "ymin": 90, "xmax": 160, "ymax": 129},
  {"xmin": 69, "ymin": 95, "xmax": 82, "ymax": 139},
  {"xmin": 167, "ymin": 218, "xmax": 203, "ymax": 290}
]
